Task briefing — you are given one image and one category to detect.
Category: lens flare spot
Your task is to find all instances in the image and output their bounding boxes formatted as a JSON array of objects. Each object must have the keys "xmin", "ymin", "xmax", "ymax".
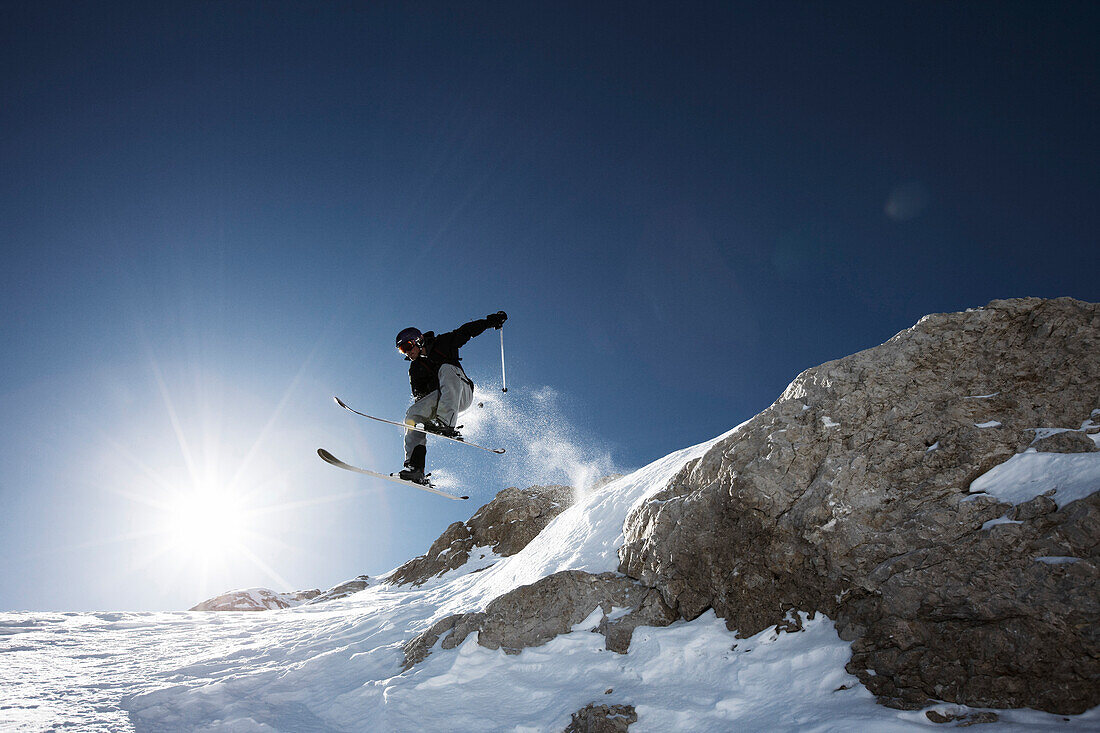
[{"xmin": 885, "ymin": 181, "xmax": 929, "ymax": 221}]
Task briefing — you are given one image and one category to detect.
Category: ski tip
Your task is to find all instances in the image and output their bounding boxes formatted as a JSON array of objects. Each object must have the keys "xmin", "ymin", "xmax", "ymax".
[
  {"xmin": 318, "ymin": 447, "xmax": 335, "ymax": 461},
  {"xmin": 460, "ymin": 496, "xmax": 470, "ymax": 500},
  {"xmin": 332, "ymin": 395, "xmax": 344, "ymax": 407},
  {"xmin": 493, "ymin": 448, "xmax": 506, "ymax": 454}
]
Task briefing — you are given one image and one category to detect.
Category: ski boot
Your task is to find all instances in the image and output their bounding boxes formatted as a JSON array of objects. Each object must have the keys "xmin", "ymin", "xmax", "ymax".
[
  {"xmin": 399, "ymin": 445, "xmax": 428, "ymax": 484},
  {"xmin": 398, "ymin": 467, "xmax": 428, "ymax": 484},
  {"xmin": 424, "ymin": 418, "xmax": 463, "ymax": 440}
]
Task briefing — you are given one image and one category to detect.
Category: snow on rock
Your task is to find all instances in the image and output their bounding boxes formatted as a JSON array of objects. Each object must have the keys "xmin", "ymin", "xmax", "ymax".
[
  {"xmin": 394, "ymin": 612, "xmax": 881, "ymax": 732},
  {"xmin": 192, "ymin": 575, "xmax": 375, "ymax": 611},
  {"xmin": 981, "ymin": 515, "xmax": 1023, "ymax": 530},
  {"xmin": 969, "ymin": 450, "xmax": 1100, "ymax": 508},
  {"xmin": 190, "ymin": 587, "xmax": 321, "ymax": 611},
  {"xmin": 309, "ymin": 575, "xmax": 371, "ymax": 604},
  {"xmin": 401, "ymin": 570, "xmax": 676, "ymax": 668}
]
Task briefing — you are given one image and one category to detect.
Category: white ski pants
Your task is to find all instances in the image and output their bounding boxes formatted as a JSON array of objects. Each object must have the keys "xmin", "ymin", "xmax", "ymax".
[{"xmin": 404, "ymin": 363, "xmax": 473, "ymax": 460}]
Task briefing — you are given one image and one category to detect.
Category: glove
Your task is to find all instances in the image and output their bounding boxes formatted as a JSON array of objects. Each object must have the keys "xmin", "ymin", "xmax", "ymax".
[{"xmin": 487, "ymin": 311, "xmax": 508, "ymax": 329}]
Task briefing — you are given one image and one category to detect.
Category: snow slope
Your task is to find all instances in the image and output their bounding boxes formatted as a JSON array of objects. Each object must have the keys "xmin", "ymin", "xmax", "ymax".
[{"xmin": 4, "ymin": 426, "xmax": 1098, "ymax": 731}]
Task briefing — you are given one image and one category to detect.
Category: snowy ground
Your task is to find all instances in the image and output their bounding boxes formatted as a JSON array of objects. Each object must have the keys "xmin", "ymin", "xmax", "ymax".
[{"xmin": 4, "ymin": 427, "xmax": 1099, "ymax": 731}]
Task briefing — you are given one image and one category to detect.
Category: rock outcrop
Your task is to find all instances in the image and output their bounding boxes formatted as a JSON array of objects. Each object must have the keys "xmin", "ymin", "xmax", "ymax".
[
  {"xmin": 308, "ymin": 575, "xmax": 371, "ymax": 604},
  {"xmin": 925, "ymin": 709, "xmax": 999, "ymax": 726},
  {"xmin": 193, "ymin": 576, "xmax": 370, "ymax": 611},
  {"xmin": 1034, "ymin": 430, "xmax": 1098, "ymax": 453},
  {"xmin": 617, "ymin": 297, "xmax": 1100, "ymax": 714},
  {"xmin": 190, "ymin": 587, "xmax": 321, "ymax": 611},
  {"xmin": 563, "ymin": 703, "xmax": 637, "ymax": 732},
  {"xmin": 390, "ymin": 485, "xmax": 574, "ymax": 586},
  {"xmin": 402, "ymin": 570, "xmax": 675, "ymax": 669}
]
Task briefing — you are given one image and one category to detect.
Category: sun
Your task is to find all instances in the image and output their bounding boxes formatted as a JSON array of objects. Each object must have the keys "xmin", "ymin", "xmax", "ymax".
[
  {"xmin": 93, "ymin": 344, "xmax": 374, "ymax": 600},
  {"xmin": 164, "ymin": 487, "xmax": 250, "ymax": 559}
]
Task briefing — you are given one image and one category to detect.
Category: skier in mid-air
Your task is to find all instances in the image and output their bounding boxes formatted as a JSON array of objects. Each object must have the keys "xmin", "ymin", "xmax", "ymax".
[{"xmin": 395, "ymin": 311, "xmax": 507, "ymax": 483}]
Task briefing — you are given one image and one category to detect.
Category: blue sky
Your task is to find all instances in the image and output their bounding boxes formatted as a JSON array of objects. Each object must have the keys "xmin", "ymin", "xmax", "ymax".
[{"xmin": 2, "ymin": 2, "xmax": 1097, "ymax": 611}]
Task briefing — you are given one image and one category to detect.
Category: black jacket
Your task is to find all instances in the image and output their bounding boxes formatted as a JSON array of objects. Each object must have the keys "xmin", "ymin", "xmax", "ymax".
[{"xmin": 408, "ymin": 318, "xmax": 492, "ymax": 400}]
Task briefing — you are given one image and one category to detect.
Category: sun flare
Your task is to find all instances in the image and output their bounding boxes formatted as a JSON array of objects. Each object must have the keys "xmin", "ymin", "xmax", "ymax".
[
  {"xmin": 165, "ymin": 488, "xmax": 249, "ymax": 558},
  {"xmin": 95, "ymin": 346, "xmax": 375, "ymax": 601}
]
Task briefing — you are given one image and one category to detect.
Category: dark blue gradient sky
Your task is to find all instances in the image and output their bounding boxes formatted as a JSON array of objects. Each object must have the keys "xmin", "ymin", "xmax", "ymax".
[{"xmin": 2, "ymin": 2, "xmax": 1097, "ymax": 610}]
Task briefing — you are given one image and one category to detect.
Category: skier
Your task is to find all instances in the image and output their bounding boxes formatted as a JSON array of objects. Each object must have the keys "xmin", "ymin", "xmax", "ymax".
[{"xmin": 395, "ymin": 311, "xmax": 507, "ymax": 483}]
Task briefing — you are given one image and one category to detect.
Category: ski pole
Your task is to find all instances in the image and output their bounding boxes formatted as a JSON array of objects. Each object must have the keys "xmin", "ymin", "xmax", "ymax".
[{"xmin": 500, "ymin": 327, "xmax": 508, "ymax": 393}]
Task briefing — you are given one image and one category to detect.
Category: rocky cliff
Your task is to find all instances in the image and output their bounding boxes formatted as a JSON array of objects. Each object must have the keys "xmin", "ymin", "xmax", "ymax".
[{"xmin": 618, "ymin": 297, "xmax": 1099, "ymax": 714}]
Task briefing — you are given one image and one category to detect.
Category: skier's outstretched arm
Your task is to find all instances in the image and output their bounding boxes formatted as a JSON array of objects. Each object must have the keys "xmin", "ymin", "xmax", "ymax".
[{"xmin": 450, "ymin": 311, "xmax": 508, "ymax": 347}]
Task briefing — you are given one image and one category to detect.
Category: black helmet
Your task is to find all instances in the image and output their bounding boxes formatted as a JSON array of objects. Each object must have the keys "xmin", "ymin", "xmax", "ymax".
[{"xmin": 395, "ymin": 327, "xmax": 422, "ymax": 355}]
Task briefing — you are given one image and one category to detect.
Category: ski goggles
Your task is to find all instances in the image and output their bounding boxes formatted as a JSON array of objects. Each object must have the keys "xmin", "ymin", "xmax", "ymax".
[{"xmin": 397, "ymin": 339, "xmax": 418, "ymax": 355}]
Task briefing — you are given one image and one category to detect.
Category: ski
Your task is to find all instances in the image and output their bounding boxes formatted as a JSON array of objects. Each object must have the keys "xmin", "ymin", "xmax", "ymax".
[
  {"xmin": 317, "ymin": 448, "xmax": 470, "ymax": 501},
  {"xmin": 333, "ymin": 396, "xmax": 505, "ymax": 454}
]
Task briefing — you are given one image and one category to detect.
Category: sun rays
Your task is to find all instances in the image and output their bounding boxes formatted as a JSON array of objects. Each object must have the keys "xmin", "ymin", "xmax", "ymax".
[{"xmin": 79, "ymin": 326, "xmax": 382, "ymax": 605}]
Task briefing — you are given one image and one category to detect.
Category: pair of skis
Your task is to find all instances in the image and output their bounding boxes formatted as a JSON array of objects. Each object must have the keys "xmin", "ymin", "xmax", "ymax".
[{"xmin": 318, "ymin": 396, "xmax": 504, "ymax": 501}]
